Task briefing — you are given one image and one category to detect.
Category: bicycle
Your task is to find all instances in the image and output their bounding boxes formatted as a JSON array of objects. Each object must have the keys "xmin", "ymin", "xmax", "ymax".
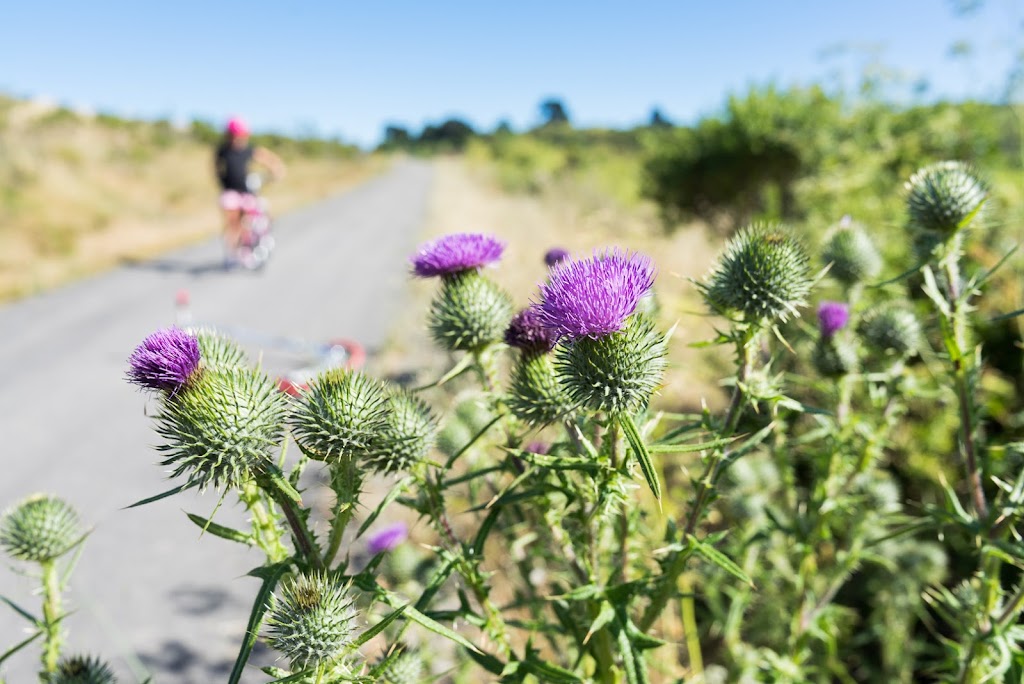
[
  {"xmin": 231, "ymin": 172, "xmax": 276, "ymax": 271},
  {"xmin": 174, "ymin": 289, "xmax": 366, "ymax": 393}
]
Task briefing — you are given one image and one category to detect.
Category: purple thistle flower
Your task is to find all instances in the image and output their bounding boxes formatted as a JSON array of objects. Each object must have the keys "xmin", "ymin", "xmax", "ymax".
[
  {"xmin": 367, "ymin": 522, "xmax": 408, "ymax": 554},
  {"xmin": 817, "ymin": 301, "xmax": 850, "ymax": 338},
  {"xmin": 544, "ymin": 247, "xmax": 570, "ymax": 267},
  {"xmin": 411, "ymin": 233, "xmax": 505, "ymax": 277},
  {"xmin": 535, "ymin": 249, "xmax": 655, "ymax": 340},
  {"xmin": 127, "ymin": 327, "xmax": 201, "ymax": 393},
  {"xmin": 524, "ymin": 441, "xmax": 550, "ymax": 455},
  {"xmin": 505, "ymin": 308, "xmax": 558, "ymax": 353}
]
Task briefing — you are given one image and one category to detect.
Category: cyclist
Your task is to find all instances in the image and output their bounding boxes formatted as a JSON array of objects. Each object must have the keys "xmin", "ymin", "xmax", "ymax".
[{"xmin": 215, "ymin": 117, "xmax": 285, "ymax": 266}]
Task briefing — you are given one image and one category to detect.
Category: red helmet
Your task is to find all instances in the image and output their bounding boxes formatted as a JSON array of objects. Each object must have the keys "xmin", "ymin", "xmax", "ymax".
[{"xmin": 226, "ymin": 117, "xmax": 250, "ymax": 137}]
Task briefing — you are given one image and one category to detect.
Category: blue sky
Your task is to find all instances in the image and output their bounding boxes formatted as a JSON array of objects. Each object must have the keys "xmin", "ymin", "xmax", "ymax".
[{"xmin": 1, "ymin": 1, "xmax": 1020, "ymax": 147}]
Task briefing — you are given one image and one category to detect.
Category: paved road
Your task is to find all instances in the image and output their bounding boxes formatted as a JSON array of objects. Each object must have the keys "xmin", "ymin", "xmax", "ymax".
[{"xmin": 0, "ymin": 160, "xmax": 433, "ymax": 683}]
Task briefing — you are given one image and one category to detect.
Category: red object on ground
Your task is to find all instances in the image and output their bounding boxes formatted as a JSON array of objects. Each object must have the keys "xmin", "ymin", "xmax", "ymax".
[{"xmin": 275, "ymin": 338, "xmax": 367, "ymax": 396}]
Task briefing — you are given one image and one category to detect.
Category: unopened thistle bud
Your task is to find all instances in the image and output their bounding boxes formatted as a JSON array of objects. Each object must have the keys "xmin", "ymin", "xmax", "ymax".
[
  {"xmin": 50, "ymin": 655, "xmax": 118, "ymax": 684},
  {"xmin": 859, "ymin": 305, "xmax": 922, "ymax": 358},
  {"xmin": 507, "ymin": 352, "xmax": 570, "ymax": 425},
  {"xmin": 365, "ymin": 390, "xmax": 438, "ymax": 474},
  {"xmin": 0, "ymin": 495, "xmax": 80, "ymax": 563},
  {"xmin": 544, "ymin": 247, "xmax": 570, "ymax": 267},
  {"xmin": 821, "ymin": 218, "xmax": 882, "ymax": 285},
  {"xmin": 155, "ymin": 367, "xmax": 287, "ymax": 491},
  {"xmin": 126, "ymin": 327, "xmax": 201, "ymax": 394},
  {"xmin": 812, "ymin": 337, "xmax": 858, "ymax": 378},
  {"xmin": 505, "ymin": 308, "xmax": 568, "ymax": 425},
  {"xmin": 702, "ymin": 224, "xmax": 812, "ymax": 325},
  {"xmin": 378, "ymin": 646, "xmax": 426, "ymax": 684},
  {"xmin": 906, "ymin": 161, "xmax": 987, "ymax": 235},
  {"xmin": 265, "ymin": 572, "xmax": 356, "ymax": 671},
  {"xmin": 290, "ymin": 369, "xmax": 388, "ymax": 463},
  {"xmin": 536, "ymin": 249, "xmax": 667, "ymax": 415}
]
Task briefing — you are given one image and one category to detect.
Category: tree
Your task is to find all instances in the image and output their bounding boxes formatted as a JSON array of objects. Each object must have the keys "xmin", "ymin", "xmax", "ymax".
[
  {"xmin": 539, "ymin": 98, "xmax": 571, "ymax": 126},
  {"xmin": 649, "ymin": 108, "xmax": 673, "ymax": 128}
]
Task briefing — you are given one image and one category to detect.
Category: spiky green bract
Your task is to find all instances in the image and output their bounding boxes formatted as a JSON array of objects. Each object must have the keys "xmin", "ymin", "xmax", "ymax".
[
  {"xmin": 0, "ymin": 495, "xmax": 80, "ymax": 563},
  {"xmin": 702, "ymin": 223, "xmax": 812, "ymax": 325},
  {"xmin": 49, "ymin": 655, "xmax": 117, "ymax": 684},
  {"xmin": 507, "ymin": 352, "xmax": 570, "ymax": 426},
  {"xmin": 821, "ymin": 221, "xmax": 882, "ymax": 285},
  {"xmin": 378, "ymin": 646, "xmax": 426, "ymax": 684},
  {"xmin": 193, "ymin": 328, "xmax": 248, "ymax": 370},
  {"xmin": 155, "ymin": 367, "xmax": 287, "ymax": 491},
  {"xmin": 859, "ymin": 305, "xmax": 922, "ymax": 358},
  {"xmin": 555, "ymin": 316, "xmax": 667, "ymax": 416},
  {"xmin": 812, "ymin": 337, "xmax": 858, "ymax": 378},
  {"xmin": 291, "ymin": 369, "xmax": 388, "ymax": 463},
  {"xmin": 365, "ymin": 390, "xmax": 439, "ymax": 474},
  {"xmin": 428, "ymin": 270, "xmax": 513, "ymax": 352},
  {"xmin": 265, "ymin": 572, "xmax": 356, "ymax": 671},
  {"xmin": 906, "ymin": 161, "xmax": 987, "ymax": 234}
]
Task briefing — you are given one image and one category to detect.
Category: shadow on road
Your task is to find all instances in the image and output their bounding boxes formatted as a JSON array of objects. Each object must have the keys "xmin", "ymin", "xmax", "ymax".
[{"xmin": 120, "ymin": 256, "xmax": 230, "ymax": 276}]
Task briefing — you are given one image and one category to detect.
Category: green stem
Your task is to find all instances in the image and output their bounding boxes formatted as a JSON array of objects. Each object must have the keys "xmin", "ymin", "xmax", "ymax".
[
  {"xmin": 680, "ymin": 574, "xmax": 704, "ymax": 678},
  {"xmin": 473, "ymin": 345, "xmax": 501, "ymax": 394},
  {"xmin": 610, "ymin": 422, "xmax": 629, "ymax": 585},
  {"xmin": 640, "ymin": 329, "xmax": 756, "ymax": 631},
  {"xmin": 238, "ymin": 481, "xmax": 289, "ymax": 563},
  {"xmin": 40, "ymin": 560, "xmax": 62, "ymax": 676}
]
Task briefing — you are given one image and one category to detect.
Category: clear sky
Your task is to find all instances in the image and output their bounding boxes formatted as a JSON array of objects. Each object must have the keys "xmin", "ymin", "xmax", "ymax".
[{"xmin": 2, "ymin": 1, "xmax": 1020, "ymax": 148}]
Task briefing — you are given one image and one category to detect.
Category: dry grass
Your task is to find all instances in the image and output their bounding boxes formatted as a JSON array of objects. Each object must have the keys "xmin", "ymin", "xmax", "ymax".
[
  {"xmin": 375, "ymin": 157, "xmax": 730, "ymax": 413},
  {"xmin": 0, "ymin": 100, "xmax": 386, "ymax": 302}
]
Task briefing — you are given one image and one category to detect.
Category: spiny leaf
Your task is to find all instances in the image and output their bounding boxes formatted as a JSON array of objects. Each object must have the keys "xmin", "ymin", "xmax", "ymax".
[
  {"xmin": 185, "ymin": 513, "xmax": 254, "ymax": 546},
  {"xmin": 228, "ymin": 562, "xmax": 290, "ymax": 684},
  {"xmin": 620, "ymin": 413, "xmax": 661, "ymax": 501}
]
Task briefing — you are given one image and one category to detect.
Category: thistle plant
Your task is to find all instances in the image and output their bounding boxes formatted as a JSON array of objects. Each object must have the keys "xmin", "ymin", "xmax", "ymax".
[
  {"xmin": 5, "ymin": 161, "xmax": 1020, "ymax": 683},
  {"xmin": 0, "ymin": 496, "xmax": 87, "ymax": 679}
]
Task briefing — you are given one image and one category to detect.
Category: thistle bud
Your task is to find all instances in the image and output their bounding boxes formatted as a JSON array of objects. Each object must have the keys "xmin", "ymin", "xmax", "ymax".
[
  {"xmin": 0, "ymin": 495, "xmax": 80, "ymax": 564},
  {"xmin": 535, "ymin": 249, "xmax": 667, "ymax": 416},
  {"xmin": 378, "ymin": 646, "xmax": 426, "ymax": 684},
  {"xmin": 544, "ymin": 247, "xmax": 570, "ymax": 267},
  {"xmin": 265, "ymin": 572, "xmax": 356, "ymax": 671},
  {"xmin": 906, "ymin": 161, "xmax": 987, "ymax": 234},
  {"xmin": 50, "ymin": 655, "xmax": 117, "ymax": 684},
  {"xmin": 821, "ymin": 218, "xmax": 882, "ymax": 285},
  {"xmin": 812, "ymin": 337, "xmax": 858, "ymax": 378},
  {"xmin": 507, "ymin": 352, "xmax": 570, "ymax": 426},
  {"xmin": 702, "ymin": 224, "xmax": 812, "ymax": 324},
  {"xmin": 155, "ymin": 367, "xmax": 287, "ymax": 491},
  {"xmin": 859, "ymin": 305, "xmax": 922, "ymax": 358},
  {"xmin": 290, "ymin": 369, "xmax": 388, "ymax": 463},
  {"xmin": 365, "ymin": 390, "xmax": 438, "ymax": 474}
]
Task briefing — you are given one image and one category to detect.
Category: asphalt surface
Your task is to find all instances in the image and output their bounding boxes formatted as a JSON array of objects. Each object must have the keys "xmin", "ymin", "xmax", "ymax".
[{"xmin": 0, "ymin": 159, "xmax": 433, "ymax": 683}]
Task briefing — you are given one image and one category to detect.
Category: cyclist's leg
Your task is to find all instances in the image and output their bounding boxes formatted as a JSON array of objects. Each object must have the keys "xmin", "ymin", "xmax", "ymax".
[{"xmin": 220, "ymin": 191, "xmax": 245, "ymax": 262}]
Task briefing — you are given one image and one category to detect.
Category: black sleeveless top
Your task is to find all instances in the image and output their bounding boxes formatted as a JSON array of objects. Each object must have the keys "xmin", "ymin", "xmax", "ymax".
[{"xmin": 215, "ymin": 142, "xmax": 254, "ymax": 192}]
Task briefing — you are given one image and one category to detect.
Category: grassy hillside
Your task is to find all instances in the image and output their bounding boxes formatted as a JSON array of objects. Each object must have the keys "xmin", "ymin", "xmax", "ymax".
[{"xmin": 0, "ymin": 96, "xmax": 384, "ymax": 301}]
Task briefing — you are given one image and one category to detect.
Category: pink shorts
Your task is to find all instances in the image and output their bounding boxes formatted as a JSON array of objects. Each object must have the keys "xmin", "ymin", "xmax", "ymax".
[{"xmin": 220, "ymin": 191, "xmax": 260, "ymax": 212}]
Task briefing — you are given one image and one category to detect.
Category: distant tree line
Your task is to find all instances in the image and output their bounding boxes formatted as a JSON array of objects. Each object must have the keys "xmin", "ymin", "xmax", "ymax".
[{"xmin": 376, "ymin": 98, "xmax": 674, "ymax": 153}]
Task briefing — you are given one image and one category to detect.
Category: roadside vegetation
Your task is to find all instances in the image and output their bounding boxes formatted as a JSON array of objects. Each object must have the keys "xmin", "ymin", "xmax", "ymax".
[{"xmin": 0, "ymin": 95, "xmax": 383, "ymax": 301}]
